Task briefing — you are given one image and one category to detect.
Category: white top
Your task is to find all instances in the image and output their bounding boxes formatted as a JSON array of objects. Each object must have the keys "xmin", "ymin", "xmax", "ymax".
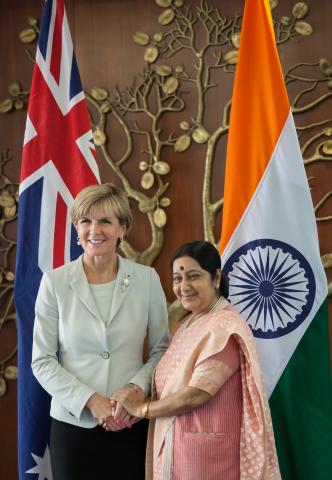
[{"xmin": 89, "ymin": 281, "xmax": 115, "ymax": 324}]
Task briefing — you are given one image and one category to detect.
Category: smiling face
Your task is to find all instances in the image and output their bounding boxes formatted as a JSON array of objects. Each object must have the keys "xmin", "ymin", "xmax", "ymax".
[
  {"xmin": 172, "ymin": 256, "xmax": 221, "ymax": 315},
  {"xmin": 75, "ymin": 207, "xmax": 126, "ymax": 260}
]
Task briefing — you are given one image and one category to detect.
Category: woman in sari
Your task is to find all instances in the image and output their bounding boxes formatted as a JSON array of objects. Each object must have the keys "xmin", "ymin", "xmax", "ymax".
[{"xmin": 111, "ymin": 241, "xmax": 281, "ymax": 480}]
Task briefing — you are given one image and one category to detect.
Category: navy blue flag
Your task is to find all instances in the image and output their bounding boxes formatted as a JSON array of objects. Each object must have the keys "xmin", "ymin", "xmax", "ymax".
[{"xmin": 15, "ymin": 0, "xmax": 99, "ymax": 477}]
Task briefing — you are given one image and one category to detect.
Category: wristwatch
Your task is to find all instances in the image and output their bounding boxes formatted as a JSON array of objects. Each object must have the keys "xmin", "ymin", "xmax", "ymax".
[{"xmin": 142, "ymin": 401, "xmax": 151, "ymax": 419}]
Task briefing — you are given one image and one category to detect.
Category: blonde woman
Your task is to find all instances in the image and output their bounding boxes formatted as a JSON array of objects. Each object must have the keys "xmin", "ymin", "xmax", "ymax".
[{"xmin": 32, "ymin": 183, "xmax": 169, "ymax": 480}]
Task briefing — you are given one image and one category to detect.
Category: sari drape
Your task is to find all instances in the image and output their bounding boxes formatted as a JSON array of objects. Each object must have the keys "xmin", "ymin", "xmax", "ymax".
[{"xmin": 146, "ymin": 299, "xmax": 281, "ymax": 480}]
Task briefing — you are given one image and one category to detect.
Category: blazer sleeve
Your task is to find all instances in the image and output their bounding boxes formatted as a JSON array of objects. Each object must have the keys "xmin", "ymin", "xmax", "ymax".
[
  {"xmin": 129, "ymin": 268, "xmax": 170, "ymax": 396},
  {"xmin": 31, "ymin": 272, "xmax": 95, "ymax": 419}
]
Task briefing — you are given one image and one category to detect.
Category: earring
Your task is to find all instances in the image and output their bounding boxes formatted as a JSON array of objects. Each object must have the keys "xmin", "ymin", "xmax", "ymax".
[
  {"xmin": 77, "ymin": 236, "xmax": 81, "ymax": 246},
  {"xmin": 119, "ymin": 237, "xmax": 124, "ymax": 247}
]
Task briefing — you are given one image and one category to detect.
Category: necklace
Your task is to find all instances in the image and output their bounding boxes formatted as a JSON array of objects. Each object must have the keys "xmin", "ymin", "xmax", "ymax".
[
  {"xmin": 209, "ymin": 295, "xmax": 223, "ymax": 314},
  {"xmin": 185, "ymin": 295, "xmax": 223, "ymax": 329}
]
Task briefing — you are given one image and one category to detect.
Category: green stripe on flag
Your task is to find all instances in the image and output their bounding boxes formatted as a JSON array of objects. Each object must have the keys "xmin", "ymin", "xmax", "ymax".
[{"xmin": 270, "ymin": 298, "xmax": 332, "ymax": 480}]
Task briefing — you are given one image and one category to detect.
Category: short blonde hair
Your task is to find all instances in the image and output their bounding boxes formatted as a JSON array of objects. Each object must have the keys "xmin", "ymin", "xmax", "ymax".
[{"xmin": 71, "ymin": 183, "xmax": 133, "ymax": 232}]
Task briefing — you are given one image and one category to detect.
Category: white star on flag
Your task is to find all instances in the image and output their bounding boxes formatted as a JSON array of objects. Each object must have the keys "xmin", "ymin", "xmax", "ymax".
[{"xmin": 26, "ymin": 445, "xmax": 53, "ymax": 480}]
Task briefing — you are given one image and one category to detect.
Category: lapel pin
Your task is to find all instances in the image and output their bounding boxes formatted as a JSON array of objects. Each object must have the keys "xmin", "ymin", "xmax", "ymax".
[{"xmin": 120, "ymin": 274, "xmax": 130, "ymax": 291}]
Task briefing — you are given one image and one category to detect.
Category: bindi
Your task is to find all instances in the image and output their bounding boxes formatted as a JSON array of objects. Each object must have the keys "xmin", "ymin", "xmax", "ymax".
[{"xmin": 179, "ymin": 265, "xmax": 184, "ymax": 271}]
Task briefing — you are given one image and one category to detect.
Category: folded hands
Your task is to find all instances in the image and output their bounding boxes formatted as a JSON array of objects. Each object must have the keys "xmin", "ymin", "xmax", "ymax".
[{"xmin": 86, "ymin": 385, "xmax": 146, "ymax": 432}]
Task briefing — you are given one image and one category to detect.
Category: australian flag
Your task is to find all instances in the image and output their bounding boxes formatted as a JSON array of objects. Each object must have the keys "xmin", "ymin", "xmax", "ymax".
[{"xmin": 14, "ymin": 1, "xmax": 100, "ymax": 478}]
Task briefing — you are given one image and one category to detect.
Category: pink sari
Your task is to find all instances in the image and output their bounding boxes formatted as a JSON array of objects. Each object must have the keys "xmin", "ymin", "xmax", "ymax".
[{"xmin": 146, "ymin": 299, "xmax": 281, "ymax": 480}]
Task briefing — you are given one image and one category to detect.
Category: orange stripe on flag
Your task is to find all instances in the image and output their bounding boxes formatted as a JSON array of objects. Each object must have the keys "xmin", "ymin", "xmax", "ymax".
[{"xmin": 219, "ymin": 0, "xmax": 290, "ymax": 254}]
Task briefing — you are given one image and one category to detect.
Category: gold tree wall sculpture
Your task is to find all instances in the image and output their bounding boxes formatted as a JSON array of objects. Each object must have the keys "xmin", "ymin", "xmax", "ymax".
[
  {"xmin": 0, "ymin": 150, "xmax": 18, "ymax": 397},
  {"xmin": 0, "ymin": 0, "xmax": 331, "ymax": 396},
  {"xmin": 86, "ymin": 0, "xmax": 332, "ymax": 319}
]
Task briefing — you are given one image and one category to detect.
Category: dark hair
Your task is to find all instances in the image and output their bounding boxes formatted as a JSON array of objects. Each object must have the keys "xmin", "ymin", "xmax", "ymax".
[{"xmin": 170, "ymin": 241, "xmax": 229, "ymax": 299}]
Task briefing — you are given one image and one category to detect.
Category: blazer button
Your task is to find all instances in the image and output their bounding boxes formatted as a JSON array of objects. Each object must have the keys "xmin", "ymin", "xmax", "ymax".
[{"xmin": 101, "ymin": 351, "xmax": 110, "ymax": 359}]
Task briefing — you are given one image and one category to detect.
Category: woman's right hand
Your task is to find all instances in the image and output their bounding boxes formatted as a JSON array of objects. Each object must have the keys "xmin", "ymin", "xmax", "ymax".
[
  {"xmin": 101, "ymin": 402, "xmax": 140, "ymax": 431},
  {"xmin": 85, "ymin": 393, "xmax": 117, "ymax": 425}
]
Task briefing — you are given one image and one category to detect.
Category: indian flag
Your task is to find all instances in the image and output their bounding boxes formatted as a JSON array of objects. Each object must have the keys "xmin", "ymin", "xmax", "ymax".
[{"xmin": 219, "ymin": 0, "xmax": 332, "ymax": 478}]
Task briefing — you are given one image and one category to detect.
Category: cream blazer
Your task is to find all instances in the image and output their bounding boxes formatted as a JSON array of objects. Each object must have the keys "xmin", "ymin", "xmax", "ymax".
[{"xmin": 32, "ymin": 255, "xmax": 169, "ymax": 428}]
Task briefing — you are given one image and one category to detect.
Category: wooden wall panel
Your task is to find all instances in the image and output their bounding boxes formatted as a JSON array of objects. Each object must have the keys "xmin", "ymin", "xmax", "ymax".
[{"xmin": 0, "ymin": 1, "xmax": 331, "ymax": 478}]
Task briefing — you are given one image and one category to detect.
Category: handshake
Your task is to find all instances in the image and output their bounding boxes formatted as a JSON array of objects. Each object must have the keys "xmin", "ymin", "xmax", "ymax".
[{"xmin": 86, "ymin": 384, "xmax": 146, "ymax": 431}]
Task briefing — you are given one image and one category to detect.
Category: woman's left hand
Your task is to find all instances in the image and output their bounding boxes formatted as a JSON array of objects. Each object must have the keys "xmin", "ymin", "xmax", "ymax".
[
  {"xmin": 101, "ymin": 408, "xmax": 142, "ymax": 431},
  {"xmin": 111, "ymin": 388, "xmax": 145, "ymax": 419}
]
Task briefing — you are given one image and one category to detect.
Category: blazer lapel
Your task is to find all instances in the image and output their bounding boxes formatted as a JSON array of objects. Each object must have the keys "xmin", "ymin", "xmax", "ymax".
[
  {"xmin": 107, "ymin": 256, "xmax": 134, "ymax": 326},
  {"xmin": 67, "ymin": 256, "xmax": 101, "ymax": 321}
]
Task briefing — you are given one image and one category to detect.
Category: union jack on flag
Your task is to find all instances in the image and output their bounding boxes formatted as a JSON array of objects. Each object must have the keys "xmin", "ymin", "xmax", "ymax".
[{"xmin": 14, "ymin": 0, "xmax": 100, "ymax": 478}]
